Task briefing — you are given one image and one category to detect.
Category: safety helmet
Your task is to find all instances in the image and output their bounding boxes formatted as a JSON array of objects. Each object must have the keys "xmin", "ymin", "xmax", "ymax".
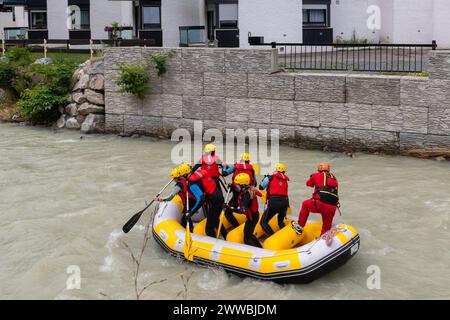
[
  {"xmin": 317, "ymin": 162, "xmax": 330, "ymax": 172},
  {"xmin": 178, "ymin": 163, "xmax": 192, "ymax": 176},
  {"xmin": 234, "ymin": 173, "xmax": 251, "ymax": 186},
  {"xmin": 240, "ymin": 153, "xmax": 251, "ymax": 162},
  {"xmin": 204, "ymin": 144, "xmax": 216, "ymax": 153},
  {"xmin": 170, "ymin": 167, "xmax": 183, "ymax": 179},
  {"xmin": 274, "ymin": 163, "xmax": 287, "ymax": 173}
]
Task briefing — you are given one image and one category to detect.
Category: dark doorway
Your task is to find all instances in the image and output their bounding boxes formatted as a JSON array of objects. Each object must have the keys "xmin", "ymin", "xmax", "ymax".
[{"xmin": 207, "ymin": 10, "xmax": 214, "ymax": 41}]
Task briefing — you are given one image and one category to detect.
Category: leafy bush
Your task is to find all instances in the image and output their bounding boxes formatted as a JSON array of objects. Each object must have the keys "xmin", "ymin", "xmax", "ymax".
[
  {"xmin": 0, "ymin": 61, "xmax": 16, "ymax": 89},
  {"xmin": 6, "ymin": 47, "xmax": 32, "ymax": 66},
  {"xmin": 148, "ymin": 51, "xmax": 174, "ymax": 77},
  {"xmin": 116, "ymin": 63, "xmax": 151, "ymax": 99},
  {"xmin": 17, "ymin": 85, "xmax": 68, "ymax": 122}
]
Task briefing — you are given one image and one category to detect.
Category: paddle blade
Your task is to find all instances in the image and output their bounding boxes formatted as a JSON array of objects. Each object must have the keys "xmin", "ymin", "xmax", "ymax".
[
  {"xmin": 216, "ymin": 212, "xmax": 225, "ymax": 239},
  {"xmin": 184, "ymin": 222, "xmax": 193, "ymax": 261},
  {"xmin": 122, "ymin": 210, "xmax": 144, "ymax": 233},
  {"xmin": 253, "ymin": 163, "xmax": 260, "ymax": 175}
]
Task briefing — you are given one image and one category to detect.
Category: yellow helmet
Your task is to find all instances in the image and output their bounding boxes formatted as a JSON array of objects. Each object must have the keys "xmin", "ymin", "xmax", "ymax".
[
  {"xmin": 274, "ymin": 163, "xmax": 287, "ymax": 173},
  {"xmin": 178, "ymin": 163, "xmax": 192, "ymax": 176},
  {"xmin": 234, "ymin": 173, "xmax": 251, "ymax": 186},
  {"xmin": 240, "ymin": 153, "xmax": 251, "ymax": 162},
  {"xmin": 318, "ymin": 162, "xmax": 330, "ymax": 172},
  {"xmin": 170, "ymin": 167, "xmax": 183, "ymax": 179},
  {"xmin": 204, "ymin": 144, "xmax": 216, "ymax": 153}
]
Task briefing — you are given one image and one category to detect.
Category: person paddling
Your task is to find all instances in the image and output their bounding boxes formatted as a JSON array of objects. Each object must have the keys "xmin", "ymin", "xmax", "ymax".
[
  {"xmin": 232, "ymin": 173, "xmax": 262, "ymax": 247},
  {"xmin": 259, "ymin": 163, "xmax": 290, "ymax": 236},
  {"xmin": 155, "ymin": 164, "xmax": 194, "ymax": 231},
  {"xmin": 221, "ymin": 153, "xmax": 257, "ymax": 229},
  {"xmin": 298, "ymin": 162, "xmax": 339, "ymax": 236}
]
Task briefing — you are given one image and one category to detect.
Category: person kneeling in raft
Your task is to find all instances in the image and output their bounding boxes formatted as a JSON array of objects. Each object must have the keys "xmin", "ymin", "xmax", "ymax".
[
  {"xmin": 155, "ymin": 163, "xmax": 195, "ymax": 232},
  {"xmin": 259, "ymin": 163, "xmax": 290, "ymax": 236},
  {"xmin": 298, "ymin": 162, "xmax": 339, "ymax": 236},
  {"xmin": 228, "ymin": 173, "xmax": 262, "ymax": 247}
]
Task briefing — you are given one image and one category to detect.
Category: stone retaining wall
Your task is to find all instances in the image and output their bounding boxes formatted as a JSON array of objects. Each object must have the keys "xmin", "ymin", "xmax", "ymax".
[{"xmin": 103, "ymin": 47, "xmax": 450, "ymax": 154}]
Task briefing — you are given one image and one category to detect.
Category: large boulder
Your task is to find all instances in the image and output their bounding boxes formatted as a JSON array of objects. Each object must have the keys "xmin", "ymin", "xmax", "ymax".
[
  {"xmin": 89, "ymin": 74, "xmax": 104, "ymax": 91},
  {"xmin": 65, "ymin": 117, "xmax": 81, "ymax": 129},
  {"xmin": 65, "ymin": 103, "xmax": 78, "ymax": 116},
  {"xmin": 73, "ymin": 74, "xmax": 90, "ymax": 91},
  {"xmin": 56, "ymin": 114, "xmax": 66, "ymax": 129},
  {"xmin": 85, "ymin": 89, "xmax": 105, "ymax": 105},
  {"xmin": 81, "ymin": 114, "xmax": 105, "ymax": 133},
  {"xmin": 89, "ymin": 60, "xmax": 104, "ymax": 75},
  {"xmin": 72, "ymin": 92, "xmax": 87, "ymax": 104},
  {"xmin": 78, "ymin": 102, "xmax": 105, "ymax": 116}
]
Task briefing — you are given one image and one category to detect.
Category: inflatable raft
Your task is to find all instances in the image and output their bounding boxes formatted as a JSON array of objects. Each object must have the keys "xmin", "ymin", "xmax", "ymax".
[{"xmin": 152, "ymin": 195, "xmax": 360, "ymax": 284}]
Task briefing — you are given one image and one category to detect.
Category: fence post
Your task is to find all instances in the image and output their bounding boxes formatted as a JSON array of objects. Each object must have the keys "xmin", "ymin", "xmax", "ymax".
[
  {"xmin": 90, "ymin": 39, "xmax": 93, "ymax": 59},
  {"xmin": 2, "ymin": 38, "xmax": 5, "ymax": 56},
  {"xmin": 43, "ymin": 39, "xmax": 47, "ymax": 58},
  {"xmin": 432, "ymin": 40, "xmax": 437, "ymax": 50}
]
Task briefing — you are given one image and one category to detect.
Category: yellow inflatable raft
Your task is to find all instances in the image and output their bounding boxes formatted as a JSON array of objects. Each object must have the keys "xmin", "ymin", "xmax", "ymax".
[{"xmin": 152, "ymin": 195, "xmax": 360, "ymax": 283}]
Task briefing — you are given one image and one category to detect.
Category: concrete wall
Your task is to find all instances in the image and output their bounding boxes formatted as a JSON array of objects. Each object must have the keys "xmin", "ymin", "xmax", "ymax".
[
  {"xmin": 239, "ymin": 0, "xmax": 302, "ymax": 48},
  {"xmin": 161, "ymin": 0, "xmax": 204, "ymax": 47},
  {"xmin": 391, "ymin": 0, "xmax": 433, "ymax": 44},
  {"xmin": 433, "ymin": 0, "xmax": 450, "ymax": 49},
  {"xmin": 47, "ymin": 0, "xmax": 68, "ymax": 40},
  {"xmin": 103, "ymin": 47, "xmax": 450, "ymax": 153}
]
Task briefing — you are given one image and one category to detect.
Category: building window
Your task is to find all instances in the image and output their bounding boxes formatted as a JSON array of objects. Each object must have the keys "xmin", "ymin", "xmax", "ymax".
[
  {"xmin": 219, "ymin": 3, "xmax": 238, "ymax": 29},
  {"xmin": 30, "ymin": 10, "xmax": 47, "ymax": 30},
  {"xmin": 79, "ymin": 6, "xmax": 90, "ymax": 30},
  {"xmin": 142, "ymin": 5, "xmax": 161, "ymax": 29}
]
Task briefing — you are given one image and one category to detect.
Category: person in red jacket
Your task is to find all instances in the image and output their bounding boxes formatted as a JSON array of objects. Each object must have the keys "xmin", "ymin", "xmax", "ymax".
[
  {"xmin": 192, "ymin": 144, "xmax": 226, "ymax": 195},
  {"xmin": 186, "ymin": 167, "xmax": 224, "ymax": 237},
  {"xmin": 222, "ymin": 153, "xmax": 257, "ymax": 228},
  {"xmin": 233, "ymin": 173, "xmax": 262, "ymax": 247},
  {"xmin": 298, "ymin": 162, "xmax": 339, "ymax": 236},
  {"xmin": 259, "ymin": 163, "xmax": 289, "ymax": 236}
]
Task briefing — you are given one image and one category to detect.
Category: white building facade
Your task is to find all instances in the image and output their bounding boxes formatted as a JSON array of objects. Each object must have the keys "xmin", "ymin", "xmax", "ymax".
[{"xmin": 1, "ymin": 0, "xmax": 449, "ymax": 48}]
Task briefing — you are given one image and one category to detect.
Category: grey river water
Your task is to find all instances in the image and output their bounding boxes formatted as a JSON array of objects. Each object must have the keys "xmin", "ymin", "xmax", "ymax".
[{"xmin": 0, "ymin": 123, "xmax": 449, "ymax": 299}]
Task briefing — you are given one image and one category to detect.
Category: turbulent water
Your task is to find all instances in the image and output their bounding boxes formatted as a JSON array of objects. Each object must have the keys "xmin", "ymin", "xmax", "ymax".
[{"xmin": 0, "ymin": 123, "xmax": 449, "ymax": 300}]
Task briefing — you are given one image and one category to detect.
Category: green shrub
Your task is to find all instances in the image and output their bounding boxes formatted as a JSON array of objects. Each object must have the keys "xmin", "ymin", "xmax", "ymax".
[
  {"xmin": 0, "ymin": 61, "xmax": 16, "ymax": 89},
  {"xmin": 148, "ymin": 51, "xmax": 174, "ymax": 77},
  {"xmin": 17, "ymin": 85, "xmax": 68, "ymax": 122},
  {"xmin": 116, "ymin": 63, "xmax": 151, "ymax": 99},
  {"xmin": 6, "ymin": 47, "xmax": 32, "ymax": 66}
]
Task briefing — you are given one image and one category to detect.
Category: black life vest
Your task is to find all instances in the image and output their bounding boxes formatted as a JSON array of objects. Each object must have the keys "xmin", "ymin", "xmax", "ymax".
[{"xmin": 315, "ymin": 172, "xmax": 339, "ymax": 206}]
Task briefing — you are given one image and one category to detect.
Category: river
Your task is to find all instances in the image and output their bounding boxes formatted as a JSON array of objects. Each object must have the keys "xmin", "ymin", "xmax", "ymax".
[{"xmin": 0, "ymin": 123, "xmax": 448, "ymax": 300}]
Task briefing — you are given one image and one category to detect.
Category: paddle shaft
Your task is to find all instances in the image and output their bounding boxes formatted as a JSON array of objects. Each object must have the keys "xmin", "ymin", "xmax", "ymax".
[
  {"xmin": 216, "ymin": 185, "xmax": 233, "ymax": 238},
  {"xmin": 122, "ymin": 179, "xmax": 173, "ymax": 233}
]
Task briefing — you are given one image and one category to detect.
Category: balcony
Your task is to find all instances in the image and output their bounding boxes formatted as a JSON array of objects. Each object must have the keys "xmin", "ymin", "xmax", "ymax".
[
  {"xmin": 179, "ymin": 26, "xmax": 206, "ymax": 47},
  {"xmin": 3, "ymin": 27, "xmax": 27, "ymax": 40}
]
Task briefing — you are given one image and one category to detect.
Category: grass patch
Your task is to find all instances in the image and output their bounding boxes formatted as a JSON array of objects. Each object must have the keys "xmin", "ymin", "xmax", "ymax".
[
  {"xmin": 382, "ymin": 70, "xmax": 429, "ymax": 77},
  {"xmin": 30, "ymin": 52, "xmax": 91, "ymax": 65}
]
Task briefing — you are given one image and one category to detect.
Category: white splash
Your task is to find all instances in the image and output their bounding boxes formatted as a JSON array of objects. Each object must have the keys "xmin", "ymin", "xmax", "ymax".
[{"xmin": 99, "ymin": 229, "xmax": 123, "ymax": 272}]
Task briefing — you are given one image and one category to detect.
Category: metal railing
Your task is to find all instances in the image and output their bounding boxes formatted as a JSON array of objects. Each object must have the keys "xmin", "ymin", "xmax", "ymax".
[{"xmin": 257, "ymin": 41, "xmax": 437, "ymax": 73}]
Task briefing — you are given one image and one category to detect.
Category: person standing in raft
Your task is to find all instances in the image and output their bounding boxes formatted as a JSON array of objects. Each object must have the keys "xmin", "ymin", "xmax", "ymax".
[
  {"xmin": 297, "ymin": 162, "xmax": 339, "ymax": 236},
  {"xmin": 221, "ymin": 153, "xmax": 258, "ymax": 229},
  {"xmin": 186, "ymin": 167, "xmax": 225, "ymax": 237},
  {"xmin": 155, "ymin": 164, "xmax": 195, "ymax": 231},
  {"xmin": 233, "ymin": 173, "xmax": 262, "ymax": 247},
  {"xmin": 192, "ymin": 144, "xmax": 226, "ymax": 195},
  {"xmin": 259, "ymin": 163, "xmax": 290, "ymax": 236}
]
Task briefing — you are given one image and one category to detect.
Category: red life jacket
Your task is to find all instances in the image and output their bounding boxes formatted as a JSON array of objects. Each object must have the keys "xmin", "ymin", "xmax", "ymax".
[
  {"xmin": 232, "ymin": 162, "xmax": 254, "ymax": 186},
  {"xmin": 176, "ymin": 179, "xmax": 193, "ymax": 207},
  {"xmin": 314, "ymin": 172, "xmax": 339, "ymax": 205},
  {"xmin": 237, "ymin": 189, "xmax": 259, "ymax": 220},
  {"xmin": 200, "ymin": 154, "xmax": 220, "ymax": 178},
  {"xmin": 188, "ymin": 169, "xmax": 217, "ymax": 196},
  {"xmin": 267, "ymin": 172, "xmax": 289, "ymax": 197}
]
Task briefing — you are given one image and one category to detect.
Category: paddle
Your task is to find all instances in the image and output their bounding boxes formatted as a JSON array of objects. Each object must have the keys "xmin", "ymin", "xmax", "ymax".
[
  {"xmin": 216, "ymin": 184, "xmax": 233, "ymax": 239},
  {"xmin": 122, "ymin": 179, "xmax": 173, "ymax": 234},
  {"xmin": 253, "ymin": 163, "xmax": 260, "ymax": 175},
  {"xmin": 184, "ymin": 191, "xmax": 193, "ymax": 261}
]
